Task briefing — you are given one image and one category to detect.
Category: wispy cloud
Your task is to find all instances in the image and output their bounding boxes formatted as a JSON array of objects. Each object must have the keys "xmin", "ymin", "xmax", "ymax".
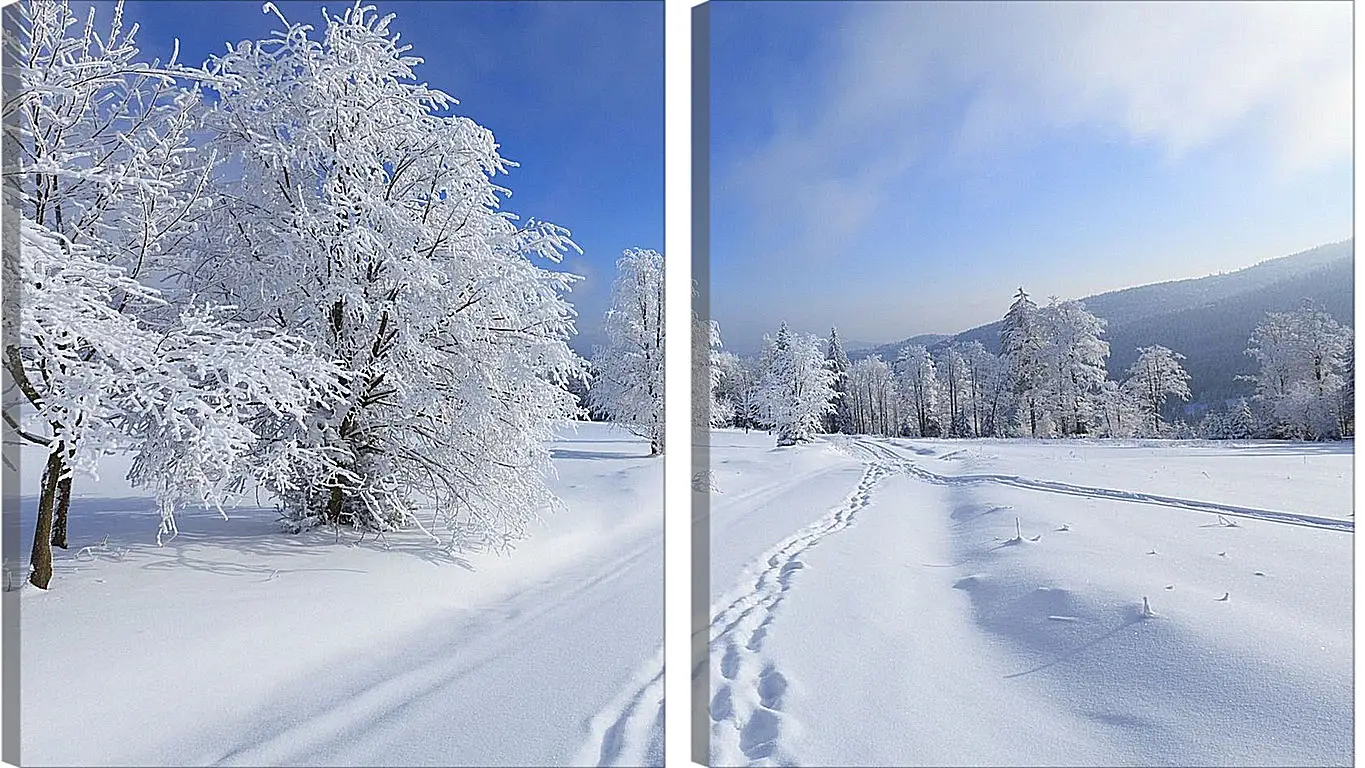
[
  {"xmin": 721, "ymin": 1, "xmax": 1351, "ymax": 268},
  {"xmin": 930, "ymin": 1, "xmax": 1351, "ymax": 168}
]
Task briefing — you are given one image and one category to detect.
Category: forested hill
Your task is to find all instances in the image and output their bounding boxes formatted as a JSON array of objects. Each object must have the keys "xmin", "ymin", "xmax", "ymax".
[{"xmin": 854, "ymin": 240, "xmax": 1354, "ymax": 407}]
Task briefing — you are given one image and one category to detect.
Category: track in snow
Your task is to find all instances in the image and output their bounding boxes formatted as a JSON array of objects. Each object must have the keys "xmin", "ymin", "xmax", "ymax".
[
  {"xmin": 706, "ymin": 461, "xmax": 892, "ymax": 765},
  {"xmin": 582, "ymin": 434, "xmax": 1347, "ymax": 767},
  {"xmin": 581, "ymin": 460, "xmax": 895, "ymax": 766},
  {"xmin": 852, "ymin": 438, "xmax": 1352, "ymax": 533},
  {"xmin": 211, "ymin": 539, "xmax": 660, "ymax": 767},
  {"xmin": 579, "ymin": 453, "xmax": 898, "ymax": 766},
  {"xmin": 575, "ymin": 648, "xmax": 665, "ymax": 767}
]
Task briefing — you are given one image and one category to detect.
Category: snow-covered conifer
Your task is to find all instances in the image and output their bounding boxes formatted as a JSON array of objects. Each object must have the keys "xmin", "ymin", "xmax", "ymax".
[
  {"xmin": 824, "ymin": 328, "xmax": 853, "ymax": 434},
  {"xmin": 1198, "ymin": 409, "xmax": 1231, "ymax": 440},
  {"xmin": 1226, "ymin": 397, "xmax": 1258, "ymax": 439},
  {"xmin": 759, "ymin": 323, "xmax": 836, "ymax": 446},
  {"xmin": 1000, "ymin": 288, "xmax": 1048, "ymax": 437},
  {"xmin": 710, "ymin": 350, "xmax": 747, "ymax": 428},
  {"xmin": 691, "ymin": 310, "xmax": 725, "ymax": 432}
]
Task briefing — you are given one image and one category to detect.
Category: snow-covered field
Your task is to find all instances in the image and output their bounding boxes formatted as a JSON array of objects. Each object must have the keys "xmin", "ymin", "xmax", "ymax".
[
  {"xmin": 16, "ymin": 421, "xmax": 661, "ymax": 767},
  {"xmin": 706, "ymin": 429, "xmax": 1353, "ymax": 767}
]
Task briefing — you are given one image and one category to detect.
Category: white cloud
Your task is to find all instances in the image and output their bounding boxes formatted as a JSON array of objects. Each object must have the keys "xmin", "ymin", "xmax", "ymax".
[
  {"xmin": 721, "ymin": 1, "xmax": 1351, "ymax": 264},
  {"xmin": 931, "ymin": 1, "xmax": 1352, "ymax": 167}
]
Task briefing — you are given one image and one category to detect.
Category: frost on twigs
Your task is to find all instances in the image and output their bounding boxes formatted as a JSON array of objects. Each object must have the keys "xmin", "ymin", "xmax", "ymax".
[
  {"xmin": 9, "ymin": 0, "xmax": 585, "ymax": 587},
  {"xmin": 188, "ymin": 2, "xmax": 584, "ymax": 548},
  {"xmin": 7, "ymin": 0, "xmax": 345, "ymax": 587}
]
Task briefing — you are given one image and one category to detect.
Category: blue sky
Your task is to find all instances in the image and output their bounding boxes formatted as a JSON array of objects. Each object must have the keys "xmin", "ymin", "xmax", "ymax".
[
  {"xmin": 112, "ymin": 0, "xmax": 662, "ymax": 352},
  {"xmin": 709, "ymin": 1, "xmax": 1353, "ymax": 354}
]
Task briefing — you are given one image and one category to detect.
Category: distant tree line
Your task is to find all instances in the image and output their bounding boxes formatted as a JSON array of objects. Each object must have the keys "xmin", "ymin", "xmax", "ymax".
[{"xmin": 705, "ymin": 291, "xmax": 1353, "ymax": 445}]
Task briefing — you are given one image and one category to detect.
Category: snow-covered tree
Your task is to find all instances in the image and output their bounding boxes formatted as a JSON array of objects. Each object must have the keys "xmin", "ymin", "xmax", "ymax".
[
  {"xmin": 1197, "ymin": 409, "xmax": 1229, "ymax": 440},
  {"xmin": 935, "ymin": 344, "xmax": 971, "ymax": 437},
  {"xmin": 722, "ymin": 355, "xmax": 766, "ymax": 432},
  {"xmin": 593, "ymin": 249, "xmax": 665, "ymax": 454},
  {"xmin": 1000, "ymin": 288, "xmax": 1047, "ymax": 437},
  {"xmin": 1340, "ymin": 354, "xmax": 1354, "ymax": 437},
  {"xmin": 189, "ymin": 4, "xmax": 584, "ymax": 546},
  {"xmin": 561, "ymin": 364, "xmax": 592, "ymax": 419},
  {"xmin": 1095, "ymin": 379, "xmax": 1141, "ymax": 438},
  {"xmin": 758, "ymin": 323, "xmax": 836, "ymax": 446},
  {"xmin": 4, "ymin": 0, "xmax": 341, "ymax": 588},
  {"xmin": 1124, "ymin": 345, "xmax": 1192, "ymax": 436},
  {"xmin": 823, "ymin": 327, "xmax": 853, "ymax": 434},
  {"xmin": 848, "ymin": 355, "xmax": 899, "ymax": 436},
  {"xmin": 1226, "ymin": 397, "xmax": 1259, "ymax": 439},
  {"xmin": 755, "ymin": 326, "xmax": 789, "ymax": 431},
  {"xmin": 692, "ymin": 310, "xmax": 726, "ymax": 432},
  {"xmin": 896, "ymin": 345, "xmax": 938, "ymax": 437},
  {"xmin": 1289, "ymin": 305, "xmax": 1352, "ymax": 438},
  {"xmin": 1244, "ymin": 304, "xmax": 1353, "ymax": 440},
  {"xmin": 964, "ymin": 341, "xmax": 1010, "ymax": 437},
  {"xmin": 1038, "ymin": 299, "xmax": 1110, "ymax": 436},
  {"xmin": 709, "ymin": 349, "xmax": 744, "ymax": 428}
]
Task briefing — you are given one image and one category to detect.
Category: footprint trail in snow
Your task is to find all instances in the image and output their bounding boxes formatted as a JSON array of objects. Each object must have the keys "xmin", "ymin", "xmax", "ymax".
[
  {"xmin": 707, "ymin": 461, "xmax": 892, "ymax": 766},
  {"xmin": 583, "ymin": 434, "xmax": 1351, "ymax": 767},
  {"xmin": 578, "ymin": 459, "xmax": 894, "ymax": 767}
]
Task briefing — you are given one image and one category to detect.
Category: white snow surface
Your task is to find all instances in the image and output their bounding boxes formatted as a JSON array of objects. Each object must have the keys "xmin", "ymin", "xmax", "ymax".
[
  {"xmin": 706, "ymin": 429, "xmax": 1353, "ymax": 767},
  {"xmin": 17, "ymin": 421, "xmax": 662, "ymax": 767}
]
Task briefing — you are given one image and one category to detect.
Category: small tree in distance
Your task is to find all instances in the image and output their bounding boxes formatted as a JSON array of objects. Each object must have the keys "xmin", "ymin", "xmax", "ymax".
[
  {"xmin": 692, "ymin": 310, "xmax": 725, "ymax": 432},
  {"xmin": 1000, "ymin": 288, "xmax": 1047, "ymax": 437},
  {"xmin": 591, "ymin": 249, "xmax": 666, "ymax": 455},
  {"xmin": 1244, "ymin": 303, "xmax": 1353, "ymax": 440},
  {"xmin": 897, "ymin": 345, "xmax": 938, "ymax": 437},
  {"xmin": 759, "ymin": 323, "xmax": 836, "ymax": 446},
  {"xmin": 1124, "ymin": 346, "xmax": 1192, "ymax": 436},
  {"xmin": 824, "ymin": 327, "xmax": 853, "ymax": 434}
]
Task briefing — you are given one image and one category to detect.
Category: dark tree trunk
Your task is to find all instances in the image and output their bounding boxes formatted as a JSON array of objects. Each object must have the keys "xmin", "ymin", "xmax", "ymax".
[
  {"xmin": 326, "ymin": 484, "xmax": 345, "ymax": 525},
  {"xmin": 30, "ymin": 450, "xmax": 63, "ymax": 590},
  {"xmin": 51, "ymin": 449, "xmax": 72, "ymax": 549}
]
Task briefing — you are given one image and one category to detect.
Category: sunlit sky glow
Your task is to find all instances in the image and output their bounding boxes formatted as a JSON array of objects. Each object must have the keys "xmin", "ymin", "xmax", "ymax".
[{"xmin": 709, "ymin": 1, "xmax": 1352, "ymax": 353}]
